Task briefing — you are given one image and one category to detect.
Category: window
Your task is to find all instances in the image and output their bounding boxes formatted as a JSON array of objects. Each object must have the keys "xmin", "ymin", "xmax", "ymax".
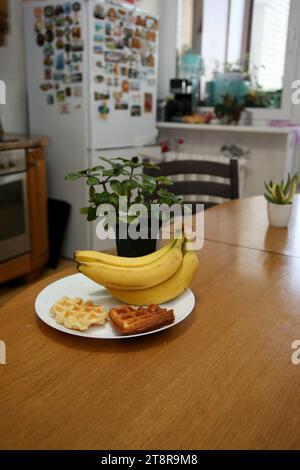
[{"xmin": 177, "ymin": 0, "xmax": 291, "ymax": 109}]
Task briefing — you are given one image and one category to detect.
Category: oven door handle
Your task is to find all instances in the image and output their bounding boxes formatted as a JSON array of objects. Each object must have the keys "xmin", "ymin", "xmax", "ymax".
[{"xmin": 0, "ymin": 171, "xmax": 27, "ymax": 185}]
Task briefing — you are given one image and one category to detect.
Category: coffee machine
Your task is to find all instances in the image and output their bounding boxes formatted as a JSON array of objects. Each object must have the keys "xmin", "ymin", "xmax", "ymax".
[{"xmin": 165, "ymin": 78, "xmax": 199, "ymax": 122}]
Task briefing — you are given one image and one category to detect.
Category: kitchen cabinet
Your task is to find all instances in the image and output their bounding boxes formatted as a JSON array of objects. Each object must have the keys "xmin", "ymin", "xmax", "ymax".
[
  {"xmin": 0, "ymin": 135, "xmax": 49, "ymax": 284},
  {"xmin": 26, "ymin": 147, "xmax": 48, "ymax": 278}
]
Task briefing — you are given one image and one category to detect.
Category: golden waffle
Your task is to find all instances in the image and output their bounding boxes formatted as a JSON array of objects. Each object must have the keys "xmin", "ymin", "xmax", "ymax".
[
  {"xmin": 108, "ymin": 304, "xmax": 175, "ymax": 335},
  {"xmin": 50, "ymin": 296, "xmax": 107, "ymax": 331}
]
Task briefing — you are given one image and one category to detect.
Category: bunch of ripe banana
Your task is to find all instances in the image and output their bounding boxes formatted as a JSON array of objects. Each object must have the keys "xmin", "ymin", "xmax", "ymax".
[{"xmin": 75, "ymin": 236, "xmax": 199, "ymax": 305}]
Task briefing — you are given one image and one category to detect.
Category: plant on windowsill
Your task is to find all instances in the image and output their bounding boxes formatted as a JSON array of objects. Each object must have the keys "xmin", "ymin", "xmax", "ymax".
[
  {"xmin": 65, "ymin": 156, "xmax": 182, "ymax": 257},
  {"xmin": 264, "ymin": 173, "xmax": 299, "ymax": 228}
]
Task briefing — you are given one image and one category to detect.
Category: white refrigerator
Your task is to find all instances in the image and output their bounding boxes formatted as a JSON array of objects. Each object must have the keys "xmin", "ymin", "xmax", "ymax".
[{"xmin": 24, "ymin": 0, "xmax": 159, "ymax": 257}]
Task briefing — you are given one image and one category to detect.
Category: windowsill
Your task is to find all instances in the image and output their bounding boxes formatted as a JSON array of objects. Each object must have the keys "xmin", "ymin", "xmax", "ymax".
[{"xmin": 156, "ymin": 122, "xmax": 295, "ymax": 135}]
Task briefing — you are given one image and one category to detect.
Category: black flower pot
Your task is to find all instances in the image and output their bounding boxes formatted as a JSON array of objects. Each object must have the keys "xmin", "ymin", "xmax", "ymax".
[{"xmin": 115, "ymin": 218, "xmax": 161, "ymax": 257}]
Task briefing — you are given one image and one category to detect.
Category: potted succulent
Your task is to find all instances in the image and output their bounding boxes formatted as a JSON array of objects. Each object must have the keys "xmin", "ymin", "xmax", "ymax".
[
  {"xmin": 65, "ymin": 156, "xmax": 182, "ymax": 257},
  {"xmin": 264, "ymin": 173, "xmax": 299, "ymax": 227}
]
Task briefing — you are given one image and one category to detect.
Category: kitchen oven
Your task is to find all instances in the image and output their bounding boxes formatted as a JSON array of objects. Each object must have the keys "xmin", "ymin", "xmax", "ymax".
[{"xmin": 0, "ymin": 149, "xmax": 30, "ymax": 263}]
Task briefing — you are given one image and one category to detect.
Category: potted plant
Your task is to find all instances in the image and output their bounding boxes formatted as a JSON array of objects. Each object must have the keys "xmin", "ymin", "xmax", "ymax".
[
  {"xmin": 214, "ymin": 93, "xmax": 244, "ymax": 125},
  {"xmin": 65, "ymin": 156, "xmax": 182, "ymax": 257},
  {"xmin": 264, "ymin": 173, "xmax": 299, "ymax": 227}
]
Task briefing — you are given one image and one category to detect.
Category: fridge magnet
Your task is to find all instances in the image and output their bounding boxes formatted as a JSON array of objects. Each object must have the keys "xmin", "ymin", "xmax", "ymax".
[
  {"xmin": 94, "ymin": 34, "xmax": 104, "ymax": 43},
  {"xmin": 56, "ymin": 39, "xmax": 65, "ymax": 49},
  {"xmin": 45, "ymin": 19, "xmax": 54, "ymax": 31},
  {"xmin": 72, "ymin": 2, "xmax": 81, "ymax": 12},
  {"xmin": 123, "ymin": 27, "xmax": 133, "ymax": 39},
  {"xmin": 106, "ymin": 77, "xmax": 112, "ymax": 87},
  {"xmin": 55, "ymin": 16, "xmax": 65, "ymax": 27},
  {"xmin": 40, "ymin": 83, "xmax": 53, "ymax": 92},
  {"xmin": 44, "ymin": 5, "xmax": 54, "ymax": 17},
  {"xmin": 112, "ymin": 24, "xmax": 122, "ymax": 37},
  {"xmin": 53, "ymin": 71, "xmax": 64, "ymax": 81},
  {"xmin": 44, "ymin": 56, "xmax": 54, "ymax": 67},
  {"xmin": 144, "ymin": 92, "xmax": 153, "ymax": 113},
  {"xmin": 74, "ymin": 64, "xmax": 81, "ymax": 72},
  {"xmin": 118, "ymin": 8, "xmax": 126, "ymax": 18},
  {"xmin": 130, "ymin": 80, "xmax": 140, "ymax": 91},
  {"xmin": 54, "ymin": 83, "xmax": 60, "ymax": 90},
  {"xmin": 56, "ymin": 90, "xmax": 65, "ymax": 102},
  {"xmin": 122, "ymin": 80, "xmax": 130, "ymax": 93},
  {"xmin": 105, "ymin": 23, "xmax": 112, "ymax": 36},
  {"xmin": 74, "ymin": 86, "xmax": 83, "ymax": 97},
  {"xmin": 94, "ymin": 75, "xmax": 105, "ymax": 84},
  {"xmin": 72, "ymin": 27, "xmax": 81, "ymax": 39},
  {"xmin": 105, "ymin": 63, "xmax": 114, "ymax": 74},
  {"xmin": 44, "ymin": 68, "xmax": 52, "ymax": 80},
  {"xmin": 72, "ymin": 73, "xmax": 83, "ymax": 83},
  {"xmin": 95, "ymin": 91, "xmax": 110, "ymax": 100},
  {"xmin": 121, "ymin": 66, "xmax": 127, "ymax": 77},
  {"xmin": 45, "ymin": 29, "xmax": 54, "ymax": 42},
  {"xmin": 135, "ymin": 15, "xmax": 146, "ymax": 27},
  {"xmin": 37, "ymin": 33, "xmax": 45, "ymax": 47},
  {"xmin": 145, "ymin": 16, "xmax": 158, "ymax": 30},
  {"xmin": 66, "ymin": 87, "xmax": 72, "ymax": 97},
  {"xmin": 47, "ymin": 94, "xmax": 55, "ymax": 105},
  {"xmin": 72, "ymin": 40, "xmax": 84, "ymax": 51},
  {"xmin": 94, "ymin": 45, "xmax": 104, "ymax": 54},
  {"xmin": 114, "ymin": 77, "xmax": 119, "ymax": 87},
  {"xmin": 94, "ymin": 4, "xmax": 105, "ymax": 20},
  {"xmin": 105, "ymin": 51, "xmax": 122, "ymax": 63},
  {"xmin": 44, "ymin": 43, "xmax": 54, "ymax": 55},
  {"xmin": 64, "ymin": 43, "xmax": 72, "ymax": 54},
  {"xmin": 95, "ymin": 23, "xmax": 104, "ymax": 33},
  {"xmin": 55, "ymin": 5, "xmax": 64, "ymax": 16},
  {"xmin": 34, "ymin": 7, "xmax": 43, "ymax": 18},
  {"xmin": 65, "ymin": 15, "xmax": 73, "ymax": 26},
  {"xmin": 131, "ymin": 37, "xmax": 141, "ymax": 49},
  {"xmin": 73, "ymin": 104, "xmax": 82, "ymax": 110},
  {"xmin": 72, "ymin": 52, "xmax": 83, "ymax": 62},
  {"xmin": 94, "ymin": 58, "xmax": 104, "ymax": 70},
  {"xmin": 133, "ymin": 27, "xmax": 142, "ymax": 38},
  {"xmin": 115, "ymin": 101, "xmax": 129, "ymax": 110},
  {"xmin": 55, "ymin": 28, "xmax": 65, "ymax": 38},
  {"xmin": 59, "ymin": 103, "xmax": 71, "ymax": 114},
  {"xmin": 64, "ymin": 74, "xmax": 72, "ymax": 85},
  {"xmin": 128, "ymin": 68, "xmax": 138, "ymax": 79},
  {"xmin": 131, "ymin": 104, "xmax": 141, "ymax": 117},
  {"xmin": 107, "ymin": 8, "xmax": 118, "ymax": 22},
  {"xmin": 113, "ymin": 64, "xmax": 119, "ymax": 76},
  {"xmin": 55, "ymin": 52, "xmax": 65, "ymax": 71},
  {"xmin": 145, "ymin": 30, "xmax": 156, "ymax": 42},
  {"xmin": 64, "ymin": 2, "xmax": 72, "ymax": 15},
  {"xmin": 98, "ymin": 101, "xmax": 109, "ymax": 120},
  {"xmin": 113, "ymin": 90, "xmax": 123, "ymax": 103},
  {"xmin": 35, "ymin": 19, "xmax": 43, "ymax": 34}
]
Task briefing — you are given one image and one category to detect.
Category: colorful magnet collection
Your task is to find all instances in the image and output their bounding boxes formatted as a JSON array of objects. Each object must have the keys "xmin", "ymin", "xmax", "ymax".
[
  {"xmin": 92, "ymin": 1, "xmax": 158, "ymax": 120},
  {"xmin": 34, "ymin": 2, "xmax": 83, "ymax": 113}
]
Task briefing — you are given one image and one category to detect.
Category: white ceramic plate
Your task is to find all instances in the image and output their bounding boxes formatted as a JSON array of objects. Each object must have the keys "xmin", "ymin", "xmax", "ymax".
[{"xmin": 35, "ymin": 273, "xmax": 195, "ymax": 339}]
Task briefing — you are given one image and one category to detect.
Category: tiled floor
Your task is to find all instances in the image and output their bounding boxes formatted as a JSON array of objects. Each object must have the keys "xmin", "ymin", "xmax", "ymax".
[{"xmin": 0, "ymin": 258, "xmax": 73, "ymax": 308}]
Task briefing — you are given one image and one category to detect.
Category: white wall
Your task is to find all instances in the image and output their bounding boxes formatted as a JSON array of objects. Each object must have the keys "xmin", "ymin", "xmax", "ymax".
[{"xmin": 0, "ymin": 0, "xmax": 28, "ymax": 133}]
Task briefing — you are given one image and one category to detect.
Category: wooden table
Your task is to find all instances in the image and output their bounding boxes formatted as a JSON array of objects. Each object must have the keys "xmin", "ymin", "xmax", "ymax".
[
  {"xmin": 1, "ymin": 199, "xmax": 300, "ymax": 449},
  {"xmin": 205, "ymin": 195, "xmax": 300, "ymax": 258}
]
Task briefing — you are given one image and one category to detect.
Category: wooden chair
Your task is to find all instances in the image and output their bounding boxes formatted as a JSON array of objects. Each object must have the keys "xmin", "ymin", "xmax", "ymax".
[{"xmin": 144, "ymin": 158, "xmax": 239, "ymax": 211}]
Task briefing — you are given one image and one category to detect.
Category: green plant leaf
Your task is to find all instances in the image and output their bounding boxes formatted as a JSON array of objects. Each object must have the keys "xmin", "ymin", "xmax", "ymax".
[
  {"xmin": 142, "ymin": 162, "xmax": 161, "ymax": 170},
  {"xmin": 156, "ymin": 176, "xmax": 173, "ymax": 185},
  {"xmin": 80, "ymin": 206, "xmax": 89, "ymax": 214},
  {"xmin": 87, "ymin": 206, "xmax": 97, "ymax": 222},
  {"xmin": 65, "ymin": 172, "xmax": 82, "ymax": 181},
  {"xmin": 90, "ymin": 165, "xmax": 104, "ymax": 173},
  {"xmin": 108, "ymin": 194, "xmax": 119, "ymax": 207},
  {"xmin": 87, "ymin": 176, "xmax": 101, "ymax": 185},
  {"xmin": 110, "ymin": 180, "xmax": 123, "ymax": 195},
  {"xmin": 93, "ymin": 192, "xmax": 111, "ymax": 204}
]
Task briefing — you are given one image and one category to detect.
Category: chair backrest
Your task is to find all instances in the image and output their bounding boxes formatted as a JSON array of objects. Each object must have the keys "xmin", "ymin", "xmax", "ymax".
[{"xmin": 144, "ymin": 158, "xmax": 239, "ymax": 209}]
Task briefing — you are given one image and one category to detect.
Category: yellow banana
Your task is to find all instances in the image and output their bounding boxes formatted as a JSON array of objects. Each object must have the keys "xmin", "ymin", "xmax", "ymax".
[
  {"xmin": 74, "ymin": 239, "xmax": 177, "ymax": 267},
  {"xmin": 78, "ymin": 237, "xmax": 184, "ymax": 291},
  {"xmin": 108, "ymin": 247, "xmax": 199, "ymax": 305}
]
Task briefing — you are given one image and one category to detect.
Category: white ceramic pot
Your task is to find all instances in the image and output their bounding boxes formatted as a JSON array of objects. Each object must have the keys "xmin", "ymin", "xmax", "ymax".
[{"xmin": 268, "ymin": 202, "xmax": 293, "ymax": 228}]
